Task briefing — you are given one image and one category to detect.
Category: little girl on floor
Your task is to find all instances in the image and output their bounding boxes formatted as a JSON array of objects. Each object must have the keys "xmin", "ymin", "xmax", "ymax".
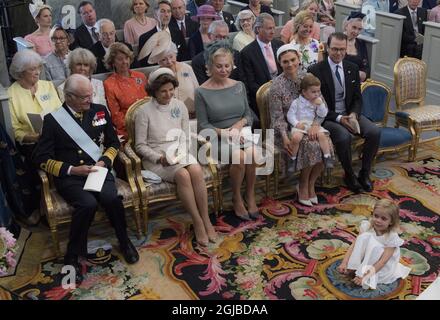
[{"xmin": 338, "ymin": 199, "xmax": 411, "ymax": 289}]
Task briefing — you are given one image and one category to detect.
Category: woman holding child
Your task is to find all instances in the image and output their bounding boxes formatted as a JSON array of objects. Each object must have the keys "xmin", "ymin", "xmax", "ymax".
[{"xmin": 269, "ymin": 44, "xmax": 334, "ymax": 207}]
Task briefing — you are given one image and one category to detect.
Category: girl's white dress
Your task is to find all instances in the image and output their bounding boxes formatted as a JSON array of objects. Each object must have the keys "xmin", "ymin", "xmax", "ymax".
[{"xmin": 347, "ymin": 220, "xmax": 411, "ymax": 290}]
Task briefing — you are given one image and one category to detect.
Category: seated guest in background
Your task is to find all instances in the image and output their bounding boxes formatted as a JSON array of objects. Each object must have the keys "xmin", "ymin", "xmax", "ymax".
[
  {"xmin": 187, "ymin": 0, "xmax": 208, "ymax": 16},
  {"xmin": 8, "ymin": 50, "xmax": 61, "ymax": 223},
  {"xmin": 233, "ymin": 10, "xmax": 256, "ymax": 52},
  {"xmin": 188, "ymin": 5, "xmax": 221, "ymax": 58},
  {"xmin": 33, "ymin": 74, "xmax": 139, "ymax": 285},
  {"xmin": 309, "ymin": 32, "xmax": 381, "ymax": 193},
  {"xmin": 72, "ymin": 1, "xmax": 98, "ymax": 50},
  {"xmin": 104, "ymin": 43, "xmax": 148, "ymax": 138},
  {"xmin": 8, "ymin": 50, "xmax": 61, "ymax": 159},
  {"xmin": 135, "ymin": 68, "xmax": 217, "ymax": 246},
  {"xmin": 396, "ymin": 0, "xmax": 428, "ymax": 59},
  {"xmin": 124, "ymin": 0, "xmax": 157, "ymax": 47},
  {"xmin": 146, "ymin": 32, "xmax": 200, "ymax": 118},
  {"xmin": 170, "ymin": 0, "xmax": 199, "ymax": 39},
  {"xmin": 208, "ymin": 0, "xmax": 237, "ymax": 32},
  {"xmin": 44, "ymin": 25, "xmax": 69, "ymax": 81},
  {"xmin": 90, "ymin": 19, "xmax": 129, "ymax": 74},
  {"xmin": 138, "ymin": 0, "xmax": 189, "ymax": 65},
  {"xmin": 289, "ymin": 10, "xmax": 324, "ymax": 75},
  {"xmin": 428, "ymin": 0, "xmax": 440, "ymax": 22},
  {"xmin": 195, "ymin": 42, "xmax": 260, "ymax": 221},
  {"xmin": 343, "ymin": 12, "xmax": 370, "ymax": 82},
  {"xmin": 192, "ymin": 21, "xmax": 241, "ymax": 84},
  {"xmin": 25, "ymin": 1, "xmax": 53, "ymax": 57},
  {"xmin": 240, "ymin": 13, "xmax": 283, "ymax": 119},
  {"xmin": 57, "ymin": 48, "xmax": 107, "ymax": 109},
  {"xmin": 241, "ymin": 0, "xmax": 274, "ymax": 17},
  {"xmin": 281, "ymin": 0, "xmax": 321, "ymax": 43}
]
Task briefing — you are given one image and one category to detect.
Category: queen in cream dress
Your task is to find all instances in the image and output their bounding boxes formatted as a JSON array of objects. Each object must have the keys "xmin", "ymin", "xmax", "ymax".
[
  {"xmin": 347, "ymin": 220, "xmax": 411, "ymax": 290},
  {"xmin": 134, "ymin": 97, "xmax": 197, "ymax": 182}
]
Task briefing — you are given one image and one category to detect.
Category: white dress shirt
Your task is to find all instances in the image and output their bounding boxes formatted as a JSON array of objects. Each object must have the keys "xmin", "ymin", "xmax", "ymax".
[{"xmin": 328, "ymin": 57, "xmax": 345, "ymax": 123}]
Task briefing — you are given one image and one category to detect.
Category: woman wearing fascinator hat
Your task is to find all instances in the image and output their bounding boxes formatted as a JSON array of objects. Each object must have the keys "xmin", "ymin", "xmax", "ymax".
[
  {"xmin": 24, "ymin": 0, "xmax": 53, "ymax": 57},
  {"xmin": 143, "ymin": 31, "xmax": 200, "ymax": 118},
  {"xmin": 343, "ymin": 11, "xmax": 370, "ymax": 82}
]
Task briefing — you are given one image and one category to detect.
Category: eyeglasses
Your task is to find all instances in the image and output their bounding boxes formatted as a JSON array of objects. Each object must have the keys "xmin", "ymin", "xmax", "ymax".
[
  {"xmin": 69, "ymin": 92, "xmax": 92, "ymax": 101},
  {"xmin": 51, "ymin": 37, "xmax": 67, "ymax": 42},
  {"xmin": 329, "ymin": 47, "xmax": 347, "ymax": 53}
]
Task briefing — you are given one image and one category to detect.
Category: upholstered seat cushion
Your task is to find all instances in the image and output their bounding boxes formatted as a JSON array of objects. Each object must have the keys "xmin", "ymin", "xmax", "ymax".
[
  {"xmin": 49, "ymin": 178, "xmax": 134, "ymax": 222},
  {"xmin": 144, "ymin": 165, "xmax": 215, "ymax": 197},
  {"xmin": 396, "ymin": 105, "xmax": 440, "ymax": 128},
  {"xmin": 379, "ymin": 127, "xmax": 412, "ymax": 148}
]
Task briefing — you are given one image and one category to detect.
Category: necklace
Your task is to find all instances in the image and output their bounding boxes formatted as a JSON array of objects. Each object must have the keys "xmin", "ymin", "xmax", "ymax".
[{"xmin": 135, "ymin": 15, "xmax": 147, "ymax": 26}]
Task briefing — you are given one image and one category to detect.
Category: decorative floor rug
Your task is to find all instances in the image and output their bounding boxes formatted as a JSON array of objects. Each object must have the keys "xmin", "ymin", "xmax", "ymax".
[{"xmin": 2, "ymin": 156, "xmax": 439, "ymax": 300}]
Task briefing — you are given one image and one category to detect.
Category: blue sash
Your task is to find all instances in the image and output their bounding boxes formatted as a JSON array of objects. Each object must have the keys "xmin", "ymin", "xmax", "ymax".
[{"xmin": 51, "ymin": 107, "xmax": 102, "ymax": 162}]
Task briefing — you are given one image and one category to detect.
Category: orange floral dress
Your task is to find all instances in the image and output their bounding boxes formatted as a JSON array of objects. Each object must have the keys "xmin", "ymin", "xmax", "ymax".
[{"xmin": 104, "ymin": 70, "xmax": 148, "ymax": 138}]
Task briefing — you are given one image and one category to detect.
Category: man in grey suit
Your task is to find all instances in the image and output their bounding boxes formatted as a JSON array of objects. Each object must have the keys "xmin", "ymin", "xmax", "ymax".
[{"xmin": 309, "ymin": 32, "xmax": 381, "ymax": 193}]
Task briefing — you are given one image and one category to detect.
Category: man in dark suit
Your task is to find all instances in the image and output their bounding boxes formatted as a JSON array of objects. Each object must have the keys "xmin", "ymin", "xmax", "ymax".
[
  {"xmin": 89, "ymin": 19, "xmax": 133, "ymax": 74},
  {"xmin": 170, "ymin": 0, "xmax": 199, "ymax": 38},
  {"xmin": 396, "ymin": 0, "xmax": 428, "ymax": 59},
  {"xmin": 138, "ymin": 0, "xmax": 189, "ymax": 66},
  {"xmin": 209, "ymin": 0, "xmax": 238, "ymax": 32},
  {"xmin": 32, "ymin": 75, "xmax": 139, "ymax": 285},
  {"xmin": 240, "ymin": 13, "xmax": 282, "ymax": 119},
  {"xmin": 309, "ymin": 32, "xmax": 381, "ymax": 193},
  {"xmin": 71, "ymin": 1, "xmax": 98, "ymax": 50},
  {"xmin": 192, "ymin": 21, "xmax": 241, "ymax": 84}
]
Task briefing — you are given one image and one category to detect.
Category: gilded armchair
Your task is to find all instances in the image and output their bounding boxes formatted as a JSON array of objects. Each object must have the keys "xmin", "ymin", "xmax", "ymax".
[{"xmin": 39, "ymin": 151, "xmax": 142, "ymax": 258}]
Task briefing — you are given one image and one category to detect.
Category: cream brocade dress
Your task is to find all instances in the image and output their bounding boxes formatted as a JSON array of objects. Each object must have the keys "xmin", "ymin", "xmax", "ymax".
[{"xmin": 347, "ymin": 220, "xmax": 411, "ymax": 290}]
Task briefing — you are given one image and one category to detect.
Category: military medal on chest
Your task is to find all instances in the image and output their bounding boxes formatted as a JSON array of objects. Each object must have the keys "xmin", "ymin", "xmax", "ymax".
[{"xmin": 92, "ymin": 111, "xmax": 107, "ymax": 127}]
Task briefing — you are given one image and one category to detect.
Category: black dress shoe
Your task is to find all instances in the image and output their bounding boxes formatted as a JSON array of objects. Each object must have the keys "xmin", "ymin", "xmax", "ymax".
[
  {"xmin": 64, "ymin": 255, "xmax": 83, "ymax": 285},
  {"xmin": 344, "ymin": 174, "xmax": 362, "ymax": 193},
  {"xmin": 233, "ymin": 210, "xmax": 252, "ymax": 221},
  {"xmin": 120, "ymin": 239, "xmax": 139, "ymax": 264},
  {"xmin": 358, "ymin": 170, "xmax": 373, "ymax": 192}
]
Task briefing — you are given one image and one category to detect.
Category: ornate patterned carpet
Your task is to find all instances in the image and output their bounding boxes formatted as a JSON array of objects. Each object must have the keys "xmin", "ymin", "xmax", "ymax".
[{"xmin": 1, "ymin": 155, "xmax": 439, "ymax": 300}]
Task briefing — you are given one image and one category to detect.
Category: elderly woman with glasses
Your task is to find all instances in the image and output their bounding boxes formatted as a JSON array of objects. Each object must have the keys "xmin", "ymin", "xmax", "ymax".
[
  {"xmin": 57, "ymin": 48, "xmax": 107, "ymax": 109},
  {"xmin": 44, "ymin": 25, "xmax": 69, "ymax": 81},
  {"xmin": 232, "ymin": 9, "xmax": 256, "ymax": 52}
]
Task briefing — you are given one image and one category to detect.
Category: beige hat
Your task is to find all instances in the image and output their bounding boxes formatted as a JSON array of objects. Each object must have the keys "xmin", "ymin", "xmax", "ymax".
[
  {"xmin": 276, "ymin": 44, "xmax": 301, "ymax": 61},
  {"xmin": 148, "ymin": 67, "xmax": 175, "ymax": 83},
  {"xmin": 29, "ymin": 0, "xmax": 52, "ymax": 20},
  {"xmin": 138, "ymin": 31, "xmax": 172, "ymax": 64}
]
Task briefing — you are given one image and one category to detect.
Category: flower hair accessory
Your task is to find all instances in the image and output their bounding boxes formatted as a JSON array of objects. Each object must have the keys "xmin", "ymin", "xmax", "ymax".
[
  {"xmin": 0, "ymin": 227, "xmax": 18, "ymax": 276},
  {"xmin": 29, "ymin": 0, "xmax": 52, "ymax": 20}
]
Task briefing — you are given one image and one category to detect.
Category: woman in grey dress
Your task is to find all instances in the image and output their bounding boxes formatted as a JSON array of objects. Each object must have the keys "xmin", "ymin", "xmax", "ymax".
[
  {"xmin": 135, "ymin": 68, "xmax": 217, "ymax": 246},
  {"xmin": 195, "ymin": 41, "xmax": 259, "ymax": 221},
  {"xmin": 270, "ymin": 44, "xmax": 333, "ymax": 206}
]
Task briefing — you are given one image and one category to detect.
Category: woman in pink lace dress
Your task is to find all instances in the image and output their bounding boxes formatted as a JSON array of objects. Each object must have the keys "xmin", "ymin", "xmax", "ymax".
[{"xmin": 24, "ymin": 1, "xmax": 53, "ymax": 57}]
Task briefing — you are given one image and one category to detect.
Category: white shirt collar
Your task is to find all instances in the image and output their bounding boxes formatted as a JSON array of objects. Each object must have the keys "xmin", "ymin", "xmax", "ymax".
[
  {"xmin": 328, "ymin": 56, "xmax": 343, "ymax": 71},
  {"xmin": 256, "ymin": 37, "xmax": 271, "ymax": 51},
  {"xmin": 408, "ymin": 6, "xmax": 417, "ymax": 14},
  {"xmin": 66, "ymin": 104, "xmax": 82, "ymax": 117},
  {"xmin": 85, "ymin": 23, "xmax": 98, "ymax": 31}
]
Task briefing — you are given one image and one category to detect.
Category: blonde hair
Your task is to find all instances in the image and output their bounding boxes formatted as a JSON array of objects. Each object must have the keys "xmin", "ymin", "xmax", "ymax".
[
  {"xmin": 371, "ymin": 199, "xmax": 400, "ymax": 233},
  {"xmin": 104, "ymin": 42, "xmax": 134, "ymax": 70},
  {"xmin": 293, "ymin": 10, "xmax": 314, "ymax": 34},
  {"xmin": 206, "ymin": 47, "xmax": 234, "ymax": 77}
]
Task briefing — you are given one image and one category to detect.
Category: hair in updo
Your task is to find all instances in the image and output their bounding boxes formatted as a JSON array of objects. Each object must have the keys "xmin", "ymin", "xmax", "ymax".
[{"xmin": 204, "ymin": 40, "xmax": 234, "ymax": 77}]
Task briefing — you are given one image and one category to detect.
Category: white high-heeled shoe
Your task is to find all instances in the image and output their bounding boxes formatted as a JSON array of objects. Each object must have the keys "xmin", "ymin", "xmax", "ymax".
[
  {"xmin": 296, "ymin": 185, "xmax": 313, "ymax": 207},
  {"xmin": 309, "ymin": 196, "xmax": 318, "ymax": 205}
]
